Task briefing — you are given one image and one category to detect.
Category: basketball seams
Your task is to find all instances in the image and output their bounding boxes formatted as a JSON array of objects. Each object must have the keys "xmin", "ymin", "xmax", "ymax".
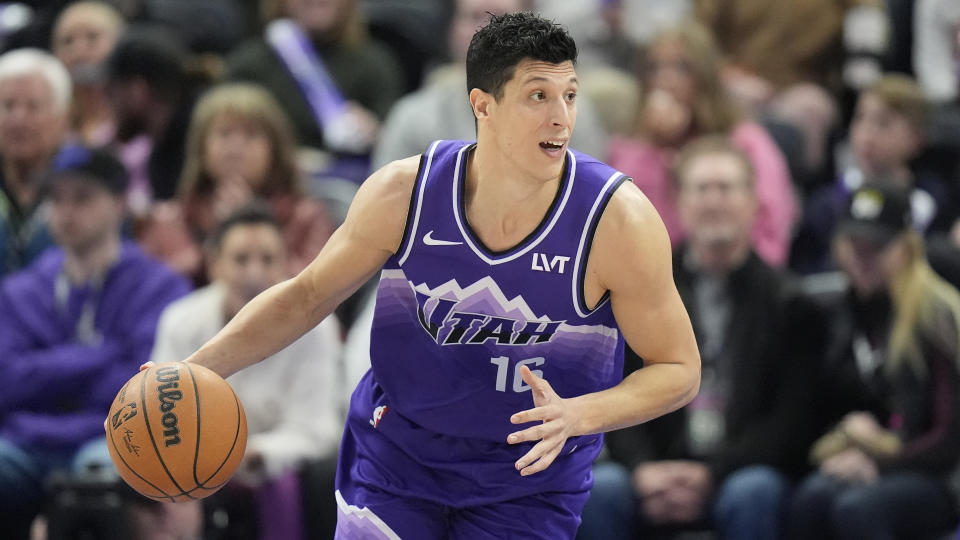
[
  {"xmin": 109, "ymin": 362, "xmax": 244, "ymax": 501},
  {"xmin": 197, "ymin": 382, "xmax": 244, "ymax": 486},
  {"xmin": 108, "ymin": 427, "xmax": 175, "ymax": 502},
  {"xmin": 184, "ymin": 477, "xmax": 231, "ymax": 495},
  {"xmin": 104, "ymin": 371, "xmax": 176, "ymax": 502},
  {"xmin": 139, "ymin": 364, "xmax": 199, "ymax": 500},
  {"xmin": 185, "ymin": 363, "xmax": 204, "ymax": 488}
]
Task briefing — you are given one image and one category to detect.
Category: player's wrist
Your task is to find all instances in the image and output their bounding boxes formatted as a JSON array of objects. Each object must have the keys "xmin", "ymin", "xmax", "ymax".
[{"xmin": 565, "ymin": 395, "xmax": 594, "ymax": 437}]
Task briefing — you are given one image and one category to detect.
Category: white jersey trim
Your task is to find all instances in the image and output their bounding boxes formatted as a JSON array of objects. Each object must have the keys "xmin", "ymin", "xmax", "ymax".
[
  {"xmin": 571, "ymin": 171, "xmax": 628, "ymax": 318},
  {"xmin": 451, "ymin": 145, "xmax": 577, "ymax": 265},
  {"xmin": 398, "ymin": 140, "xmax": 442, "ymax": 266},
  {"xmin": 334, "ymin": 490, "xmax": 402, "ymax": 540}
]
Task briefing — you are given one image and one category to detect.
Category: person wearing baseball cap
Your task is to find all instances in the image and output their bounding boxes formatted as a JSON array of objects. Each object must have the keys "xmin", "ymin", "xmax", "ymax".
[
  {"xmin": 40, "ymin": 143, "xmax": 130, "ymax": 266},
  {"xmin": 0, "ymin": 144, "xmax": 191, "ymax": 539},
  {"xmin": 43, "ymin": 143, "xmax": 129, "ymax": 195},
  {"xmin": 785, "ymin": 180, "xmax": 960, "ymax": 539},
  {"xmin": 837, "ymin": 183, "xmax": 913, "ymax": 253}
]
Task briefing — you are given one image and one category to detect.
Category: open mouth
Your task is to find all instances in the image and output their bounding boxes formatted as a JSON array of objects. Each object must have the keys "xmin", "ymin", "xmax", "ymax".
[{"xmin": 539, "ymin": 139, "xmax": 567, "ymax": 154}]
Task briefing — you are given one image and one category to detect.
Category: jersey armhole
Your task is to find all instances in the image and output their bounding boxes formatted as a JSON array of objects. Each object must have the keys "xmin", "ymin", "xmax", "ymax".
[
  {"xmin": 396, "ymin": 140, "xmax": 442, "ymax": 265},
  {"xmin": 571, "ymin": 174, "xmax": 632, "ymax": 318}
]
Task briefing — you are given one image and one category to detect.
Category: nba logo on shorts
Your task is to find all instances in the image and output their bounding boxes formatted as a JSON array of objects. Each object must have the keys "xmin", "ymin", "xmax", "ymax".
[{"xmin": 370, "ymin": 405, "xmax": 388, "ymax": 428}]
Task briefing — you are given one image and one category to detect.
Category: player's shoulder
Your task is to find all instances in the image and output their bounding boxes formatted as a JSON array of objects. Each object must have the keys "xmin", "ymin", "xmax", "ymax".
[
  {"xmin": 356, "ymin": 154, "xmax": 421, "ymax": 204},
  {"xmin": 591, "ymin": 181, "xmax": 673, "ymax": 288},
  {"xmin": 343, "ymin": 154, "xmax": 423, "ymax": 253},
  {"xmin": 599, "ymin": 179, "xmax": 664, "ymax": 235},
  {"xmin": 565, "ymin": 149, "xmax": 661, "ymax": 237}
]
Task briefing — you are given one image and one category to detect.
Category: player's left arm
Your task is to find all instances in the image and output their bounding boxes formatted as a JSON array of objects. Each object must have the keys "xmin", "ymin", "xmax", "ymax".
[{"xmin": 509, "ymin": 182, "xmax": 700, "ymax": 475}]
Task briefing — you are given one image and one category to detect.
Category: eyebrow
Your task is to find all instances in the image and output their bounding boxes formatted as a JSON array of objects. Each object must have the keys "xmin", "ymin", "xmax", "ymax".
[{"xmin": 521, "ymin": 76, "xmax": 579, "ymax": 85}]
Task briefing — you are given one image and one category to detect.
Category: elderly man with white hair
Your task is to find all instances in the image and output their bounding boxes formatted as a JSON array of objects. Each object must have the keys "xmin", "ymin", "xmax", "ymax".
[{"xmin": 0, "ymin": 48, "xmax": 72, "ymax": 277}]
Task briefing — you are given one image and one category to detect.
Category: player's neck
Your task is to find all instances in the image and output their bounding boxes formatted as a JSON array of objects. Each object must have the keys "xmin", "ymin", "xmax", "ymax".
[
  {"xmin": 63, "ymin": 234, "xmax": 120, "ymax": 284},
  {"xmin": 467, "ymin": 142, "xmax": 561, "ymax": 207},
  {"xmin": 465, "ymin": 144, "xmax": 561, "ymax": 249}
]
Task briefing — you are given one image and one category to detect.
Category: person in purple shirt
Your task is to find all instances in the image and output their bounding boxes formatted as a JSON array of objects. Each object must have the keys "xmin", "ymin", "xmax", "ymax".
[{"xmin": 0, "ymin": 143, "xmax": 190, "ymax": 539}]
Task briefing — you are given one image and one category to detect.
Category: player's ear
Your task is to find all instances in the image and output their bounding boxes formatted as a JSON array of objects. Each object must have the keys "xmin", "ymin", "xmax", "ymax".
[{"xmin": 470, "ymin": 88, "xmax": 492, "ymax": 120}]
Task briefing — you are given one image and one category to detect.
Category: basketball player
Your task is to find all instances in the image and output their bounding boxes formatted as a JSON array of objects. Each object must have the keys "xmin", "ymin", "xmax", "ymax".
[{"xmin": 154, "ymin": 12, "xmax": 700, "ymax": 538}]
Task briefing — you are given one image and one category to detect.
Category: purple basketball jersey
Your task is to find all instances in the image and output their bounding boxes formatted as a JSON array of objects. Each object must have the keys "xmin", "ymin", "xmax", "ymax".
[{"xmin": 340, "ymin": 140, "xmax": 629, "ymax": 507}]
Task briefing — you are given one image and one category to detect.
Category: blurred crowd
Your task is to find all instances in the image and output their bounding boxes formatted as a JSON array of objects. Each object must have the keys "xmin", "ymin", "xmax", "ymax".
[{"xmin": 0, "ymin": 0, "xmax": 958, "ymax": 539}]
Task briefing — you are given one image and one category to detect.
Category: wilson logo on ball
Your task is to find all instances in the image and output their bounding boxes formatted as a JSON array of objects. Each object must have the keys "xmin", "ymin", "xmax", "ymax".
[{"xmin": 156, "ymin": 366, "xmax": 184, "ymax": 447}]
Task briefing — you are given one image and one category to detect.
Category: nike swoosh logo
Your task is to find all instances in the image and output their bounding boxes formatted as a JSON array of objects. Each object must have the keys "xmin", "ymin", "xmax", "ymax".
[{"xmin": 423, "ymin": 230, "xmax": 463, "ymax": 246}]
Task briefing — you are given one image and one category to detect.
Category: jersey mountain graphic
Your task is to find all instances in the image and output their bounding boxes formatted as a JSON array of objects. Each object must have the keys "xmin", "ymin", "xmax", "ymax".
[{"xmin": 409, "ymin": 274, "xmax": 564, "ymax": 347}]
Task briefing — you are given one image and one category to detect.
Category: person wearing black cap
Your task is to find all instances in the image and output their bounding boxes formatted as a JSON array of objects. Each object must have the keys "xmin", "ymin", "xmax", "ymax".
[
  {"xmin": 0, "ymin": 144, "xmax": 191, "ymax": 539},
  {"xmin": 785, "ymin": 183, "xmax": 960, "ymax": 539}
]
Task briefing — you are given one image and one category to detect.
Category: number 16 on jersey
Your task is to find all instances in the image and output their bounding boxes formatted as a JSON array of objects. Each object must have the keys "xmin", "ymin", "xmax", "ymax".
[{"xmin": 490, "ymin": 356, "xmax": 544, "ymax": 393}]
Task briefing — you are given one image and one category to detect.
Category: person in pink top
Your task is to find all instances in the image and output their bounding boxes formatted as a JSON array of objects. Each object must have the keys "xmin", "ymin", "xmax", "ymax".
[
  {"xmin": 607, "ymin": 22, "xmax": 797, "ymax": 266},
  {"xmin": 136, "ymin": 83, "xmax": 334, "ymax": 283}
]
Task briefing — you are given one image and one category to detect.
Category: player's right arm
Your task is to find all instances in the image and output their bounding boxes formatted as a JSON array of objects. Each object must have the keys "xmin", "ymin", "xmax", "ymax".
[{"xmin": 182, "ymin": 156, "xmax": 421, "ymax": 379}]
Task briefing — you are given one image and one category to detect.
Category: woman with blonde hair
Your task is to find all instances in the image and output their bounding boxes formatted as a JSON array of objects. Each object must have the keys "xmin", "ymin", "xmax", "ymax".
[
  {"xmin": 607, "ymin": 21, "xmax": 797, "ymax": 266},
  {"xmin": 137, "ymin": 82, "xmax": 333, "ymax": 281},
  {"xmin": 786, "ymin": 183, "xmax": 960, "ymax": 539},
  {"xmin": 51, "ymin": 1, "xmax": 125, "ymax": 146}
]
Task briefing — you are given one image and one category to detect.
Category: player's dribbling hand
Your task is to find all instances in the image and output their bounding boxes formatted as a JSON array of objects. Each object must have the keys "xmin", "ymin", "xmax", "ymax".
[
  {"xmin": 507, "ymin": 366, "xmax": 577, "ymax": 476},
  {"xmin": 140, "ymin": 361, "xmax": 155, "ymax": 372}
]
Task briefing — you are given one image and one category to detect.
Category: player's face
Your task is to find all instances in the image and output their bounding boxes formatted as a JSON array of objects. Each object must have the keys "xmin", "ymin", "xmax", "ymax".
[
  {"xmin": 0, "ymin": 73, "xmax": 66, "ymax": 163},
  {"xmin": 482, "ymin": 59, "xmax": 578, "ymax": 182},
  {"xmin": 47, "ymin": 178, "xmax": 122, "ymax": 254},
  {"xmin": 850, "ymin": 93, "xmax": 921, "ymax": 178},
  {"xmin": 204, "ymin": 113, "xmax": 273, "ymax": 191},
  {"xmin": 213, "ymin": 223, "xmax": 288, "ymax": 312},
  {"xmin": 677, "ymin": 152, "xmax": 756, "ymax": 255}
]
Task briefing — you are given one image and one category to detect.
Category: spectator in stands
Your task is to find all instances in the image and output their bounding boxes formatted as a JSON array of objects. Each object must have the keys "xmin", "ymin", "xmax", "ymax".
[
  {"xmin": 696, "ymin": 0, "xmax": 888, "ymax": 105},
  {"xmin": 151, "ymin": 204, "xmax": 342, "ymax": 540},
  {"xmin": 137, "ymin": 83, "xmax": 333, "ymax": 282},
  {"xmin": 913, "ymin": 0, "xmax": 960, "ymax": 105},
  {"xmin": 0, "ymin": 143, "xmax": 190, "ymax": 539},
  {"xmin": 786, "ymin": 183, "xmax": 960, "ymax": 539},
  {"xmin": 696, "ymin": 0, "xmax": 889, "ymax": 189},
  {"xmin": 124, "ymin": 0, "xmax": 247, "ymax": 55},
  {"xmin": 0, "ymin": 48, "xmax": 70, "ymax": 277},
  {"xmin": 530, "ymin": 0, "xmax": 637, "ymax": 71},
  {"xmin": 792, "ymin": 75, "xmax": 945, "ymax": 273},
  {"xmin": 578, "ymin": 136, "xmax": 824, "ymax": 540},
  {"xmin": 607, "ymin": 22, "xmax": 797, "ymax": 266},
  {"xmin": 372, "ymin": 0, "xmax": 609, "ymax": 167},
  {"xmin": 105, "ymin": 25, "xmax": 204, "ymax": 211},
  {"xmin": 51, "ymin": 1, "xmax": 124, "ymax": 147},
  {"xmin": 227, "ymin": 0, "xmax": 404, "ymax": 172}
]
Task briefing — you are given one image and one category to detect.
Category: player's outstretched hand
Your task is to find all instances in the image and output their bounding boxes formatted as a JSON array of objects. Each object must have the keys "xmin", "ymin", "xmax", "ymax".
[{"xmin": 507, "ymin": 365, "xmax": 578, "ymax": 476}]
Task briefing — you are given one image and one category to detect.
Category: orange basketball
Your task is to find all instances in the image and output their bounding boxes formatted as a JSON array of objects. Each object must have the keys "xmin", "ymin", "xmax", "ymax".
[{"xmin": 105, "ymin": 361, "xmax": 247, "ymax": 502}]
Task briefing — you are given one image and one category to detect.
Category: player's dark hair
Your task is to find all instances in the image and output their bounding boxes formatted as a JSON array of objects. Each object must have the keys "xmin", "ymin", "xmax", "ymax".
[
  {"xmin": 466, "ymin": 12, "xmax": 577, "ymax": 101},
  {"xmin": 208, "ymin": 203, "xmax": 282, "ymax": 253}
]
